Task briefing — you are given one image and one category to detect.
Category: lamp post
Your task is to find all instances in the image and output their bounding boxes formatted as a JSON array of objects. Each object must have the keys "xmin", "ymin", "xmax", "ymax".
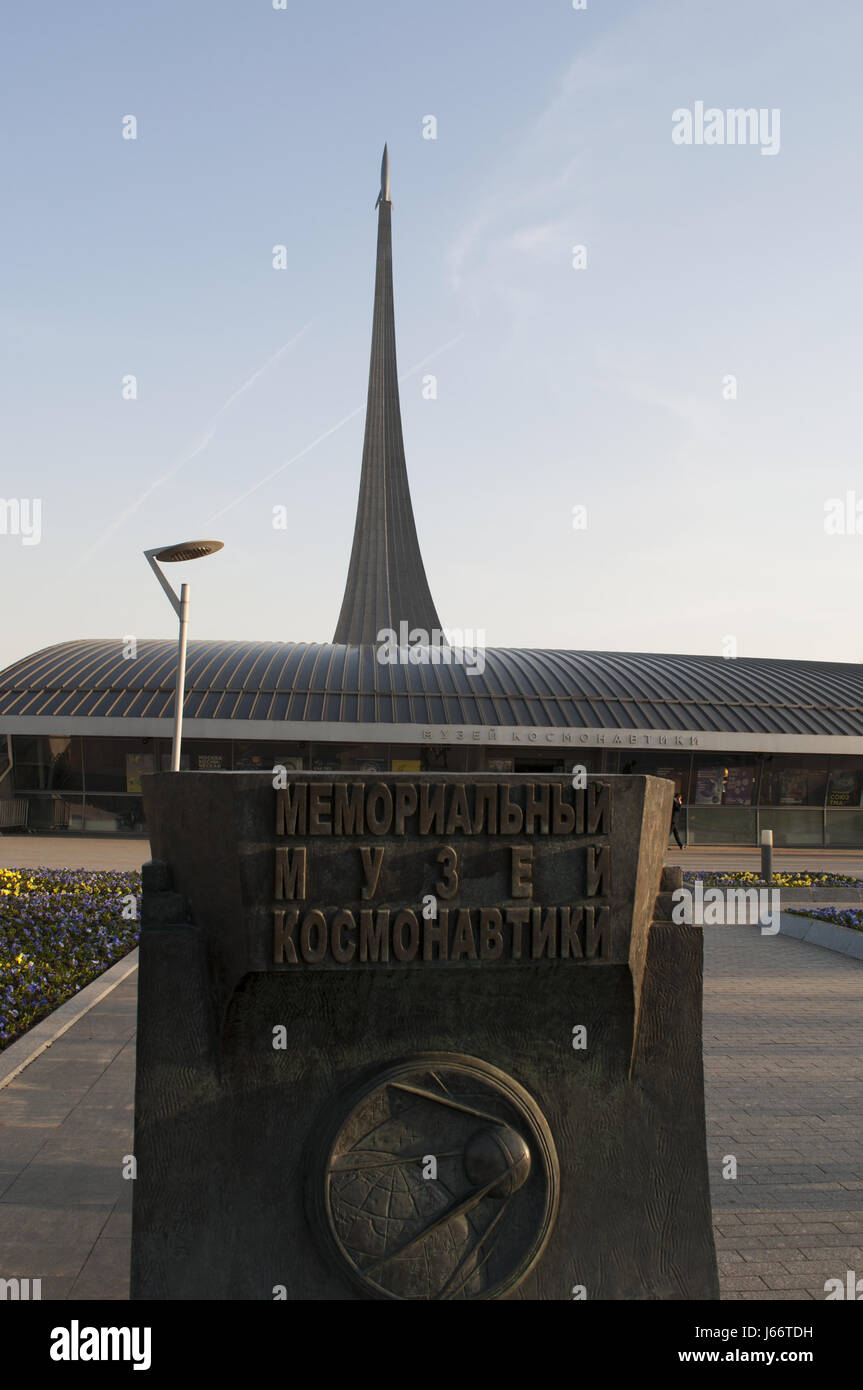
[{"xmin": 144, "ymin": 539, "xmax": 224, "ymax": 771}]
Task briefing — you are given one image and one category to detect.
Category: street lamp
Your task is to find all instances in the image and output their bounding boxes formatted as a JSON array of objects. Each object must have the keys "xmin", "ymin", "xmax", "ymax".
[{"xmin": 144, "ymin": 539, "xmax": 224, "ymax": 772}]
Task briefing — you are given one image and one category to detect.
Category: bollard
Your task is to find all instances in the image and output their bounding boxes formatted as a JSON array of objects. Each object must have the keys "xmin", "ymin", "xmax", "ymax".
[{"xmin": 761, "ymin": 828, "xmax": 773, "ymax": 885}]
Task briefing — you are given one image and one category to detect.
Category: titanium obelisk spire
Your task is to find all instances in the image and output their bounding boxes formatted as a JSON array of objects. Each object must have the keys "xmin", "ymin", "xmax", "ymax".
[{"xmin": 333, "ymin": 145, "xmax": 442, "ymax": 645}]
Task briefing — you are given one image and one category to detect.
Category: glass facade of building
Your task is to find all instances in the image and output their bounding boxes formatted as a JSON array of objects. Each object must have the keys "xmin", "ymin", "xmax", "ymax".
[
  {"xmin": 1, "ymin": 735, "xmax": 861, "ymax": 846},
  {"xmin": 610, "ymin": 748, "xmax": 863, "ymax": 848}
]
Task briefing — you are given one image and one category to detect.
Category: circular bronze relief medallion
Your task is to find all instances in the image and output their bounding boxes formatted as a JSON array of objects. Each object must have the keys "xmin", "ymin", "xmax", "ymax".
[{"xmin": 306, "ymin": 1053, "xmax": 559, "ymax": 1300}]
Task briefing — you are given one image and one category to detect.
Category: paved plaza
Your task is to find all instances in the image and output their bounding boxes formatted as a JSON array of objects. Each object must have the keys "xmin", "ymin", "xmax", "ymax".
[
  {"xmin": 0, "ymin": 837, "xmax": 150, "ymax": 873},
  {"xmin": 704, "ymin": 923, "xmax": 863, "ymax": 1298},
  {"xmin": 0, "ymin": 900, "xmax": 861, "ymax": 1299},
  {"xmin": 0, "ymin": 966, "xmax": 136, "ymax": 1299}
]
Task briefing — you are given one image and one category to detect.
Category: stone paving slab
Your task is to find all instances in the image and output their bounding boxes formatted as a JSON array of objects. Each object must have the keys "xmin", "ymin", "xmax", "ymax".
[
  {"xmin": 0, "ymin": 916, "xmax": 861, "ymax": 1299},
  {"xmin": 0, "ymin": 973, "xmax": 137, "ymax": 1299},
  {"xmin": 704, "ymin": 919, "xmax": 863, "ymax": 1299},
  {"xmin": 0, "ymin": 951, "xmax": 139, "ymax": 1090}
]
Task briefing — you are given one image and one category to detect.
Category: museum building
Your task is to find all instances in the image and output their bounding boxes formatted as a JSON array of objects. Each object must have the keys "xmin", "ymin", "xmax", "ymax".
[{"xmin": 1, "ymin": 151, "xmax": 862, "ymax": 847}]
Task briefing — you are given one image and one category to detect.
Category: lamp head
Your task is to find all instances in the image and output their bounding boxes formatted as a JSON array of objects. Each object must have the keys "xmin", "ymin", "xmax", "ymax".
[{"xmin": 152, "ymin": 539, "xmax": 224, "ymax": 564}]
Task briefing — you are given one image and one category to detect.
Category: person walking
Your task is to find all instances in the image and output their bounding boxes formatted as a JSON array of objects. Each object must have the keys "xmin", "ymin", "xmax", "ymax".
[{"xmin": 670, "ymin": 791, "xmax": 685, "ymax": 850}]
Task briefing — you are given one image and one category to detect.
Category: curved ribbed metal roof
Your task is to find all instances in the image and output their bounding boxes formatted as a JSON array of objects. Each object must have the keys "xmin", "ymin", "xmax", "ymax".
[{"xmin": 1, "ymin": 640, "xmax": 863, "ymax": 737}]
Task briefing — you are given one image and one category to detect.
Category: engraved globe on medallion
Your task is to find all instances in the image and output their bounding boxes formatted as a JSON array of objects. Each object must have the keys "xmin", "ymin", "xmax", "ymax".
[{"xmin": 308, "ymin": 1054, "xmax": 559, "ymax": 1300}]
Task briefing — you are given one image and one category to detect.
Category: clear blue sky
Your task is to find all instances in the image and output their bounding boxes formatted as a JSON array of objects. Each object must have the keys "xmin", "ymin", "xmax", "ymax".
[{"xmin": 1, "ymin": 0, "xmax": 861, "ymax": 670}]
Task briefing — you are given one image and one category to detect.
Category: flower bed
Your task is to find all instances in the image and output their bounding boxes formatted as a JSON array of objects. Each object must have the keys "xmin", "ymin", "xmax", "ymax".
[
  {"xmin": 682, "ymin": 870, "xmax": 862, "ymax": 889},
  {"xmin": 785, "ymin": 906, "xmax": 863, "ymax": 933},
  {"xmin": 0, "ymin": 867, "xmax": 141, "ymax": 1051}
]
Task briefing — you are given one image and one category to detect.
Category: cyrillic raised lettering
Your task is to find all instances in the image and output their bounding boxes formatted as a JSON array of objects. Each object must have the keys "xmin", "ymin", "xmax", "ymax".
[
  {"xmin": 499, "ymin": 785, "xmax": 523, "ymax": 833},
  {"xmin": 308, "ymin": 783, "xmax": 332, "ymax": 834},
  {"xmin": 392, "ymin": 910, "xmax": 420, "ymax": 962},
  {"xmin": 273, "ymin": 908, "xmax": 299, "ymax": 964},
  {"xmin": 559, "ymin": 906, "xmax": 584, "ymax": 959},
  {"xmin": 585, "ymin": 905, "xmax": 612, "ymax": 959},
  {"xmin": 586, "ymin": 845, "xmax": 612, "ymax": 897},
  {"xmin": 394, "ymin": 783, "xmax": 418, "ymax": 834},
  {"xmin": 419, "ymin": 783, "xmax": 445, "ymax": 834},
  {"xmin": 524, "ymin": 783, "xmax": 550, "ymax": 834},
  {"xmin": 359, "ymin": 846, "xmax": 385, "ymax": 899},
  {"xmin": 300, "ymin": 909, "xmax": 328, "ymax": 963},
  {"xmin": 451, "ymin": 908, "xmax": 478, "ymax": 960},
  {"xmin": 436, "ymin": 845, "xmax": 459, "ymax": 900},
  {"xmin": 423, "ymin": 908, "xmax": 449, "ymax": 961},
  {"xmin": 359, "ymin": 909, "xmax": 390, "ymax": 962},
  {"xmin": 445, "ymin": 783, "xmax": 473, "ymax": 834},
  {"xmin": 333, "ymin": 783, "xmax": 364, "ymax": 834},
  {"xmin": 587, "ymin": 782, "xmax": 610, "ymax": 835},
  {"xmin": 480, "ymin": 908, "xmax": 503, "ymax": 960},
  {"xmin": 366, "ymin": 783, "xmax": 393, "ymax": 835},
  {"xmin": 551, "ymin": 783, "xmax": 575, "ymax": 833},
  {"xmin": 275, "ymin": 785, "xmax": 307, "ymax": 835},
  {"xmin": 331, "ymin": 909, "xmax": 357, "ymax": 963},
  {"xmin": 472, "ymin": 784, "xmax": 498, "ymax": 834},
  {"xmin": 505, "ymin": 907, "xmax": 529, "ymax": 960},
  {"xmin": 531, "ymin": 906, "xmax": 558, "ymax": 959},
  {"xmin": 274, "ymin": 847, "xmax": 306, "ymax": 900},
  {"xmin": 511, "ymin": 845, "xmax": 533, "ymax": 898}
]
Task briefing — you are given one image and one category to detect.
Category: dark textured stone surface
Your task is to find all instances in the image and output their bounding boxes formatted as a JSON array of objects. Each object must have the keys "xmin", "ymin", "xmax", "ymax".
[
  {"xmin": 141, "ymin": 861, "xmax": 171, "ymax": 894},
  {"xmin": 140, "ymin": 888, "xmax": 186, "ymax": 926},
  {"xmin": 132, "ymin": 772, "xmax": 718, "ymax": 1300}
]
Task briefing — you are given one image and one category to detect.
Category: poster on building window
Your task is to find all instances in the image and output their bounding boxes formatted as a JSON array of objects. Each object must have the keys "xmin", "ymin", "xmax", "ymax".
[
  {"xmin": 778, "ymin": 771, "xmax": 808, "ymax": 804},
  {"xmin": 392, "ymin": 759, "xmax": 421, "ymax": 772},
  {"xmin": 724, "ymin": 766, "xmax": 755, "ymax": 805},
  {"xmin": 828, "ymin": 771, "xmax": 859, "ymax": 806},
  {"xmin": 694, "ymin": 767, "xmax": 725, "ymax": 805},
  {"xmin": 235, "ymin": 748, "xmax": 268, "ymax": 771},
  {"xmin": 125, "ymin": 753, "xmax": 154, "ymax": 794}
]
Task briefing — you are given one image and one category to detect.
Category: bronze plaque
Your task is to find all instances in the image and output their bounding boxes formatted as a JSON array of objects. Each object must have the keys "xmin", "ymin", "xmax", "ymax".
[{"xmin": 306, "ymin": 1053, "xmax": 559, "ymax": 1300}]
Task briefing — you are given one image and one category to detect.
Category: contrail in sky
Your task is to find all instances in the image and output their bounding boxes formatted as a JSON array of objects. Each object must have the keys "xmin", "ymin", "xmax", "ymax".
[
  {"xmin": 74, "ymin": 325, "xmax": 311, "ymax": 569},
  {"xmin": 204, "ymin": 331, "xmax": 466, "ymax": 523}
]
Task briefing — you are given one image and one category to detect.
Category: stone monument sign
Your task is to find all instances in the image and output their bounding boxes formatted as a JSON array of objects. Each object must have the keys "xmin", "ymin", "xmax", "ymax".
[{"xmin": 132, "ymin": 771, "xmax": 718, "ymax": 1300}]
